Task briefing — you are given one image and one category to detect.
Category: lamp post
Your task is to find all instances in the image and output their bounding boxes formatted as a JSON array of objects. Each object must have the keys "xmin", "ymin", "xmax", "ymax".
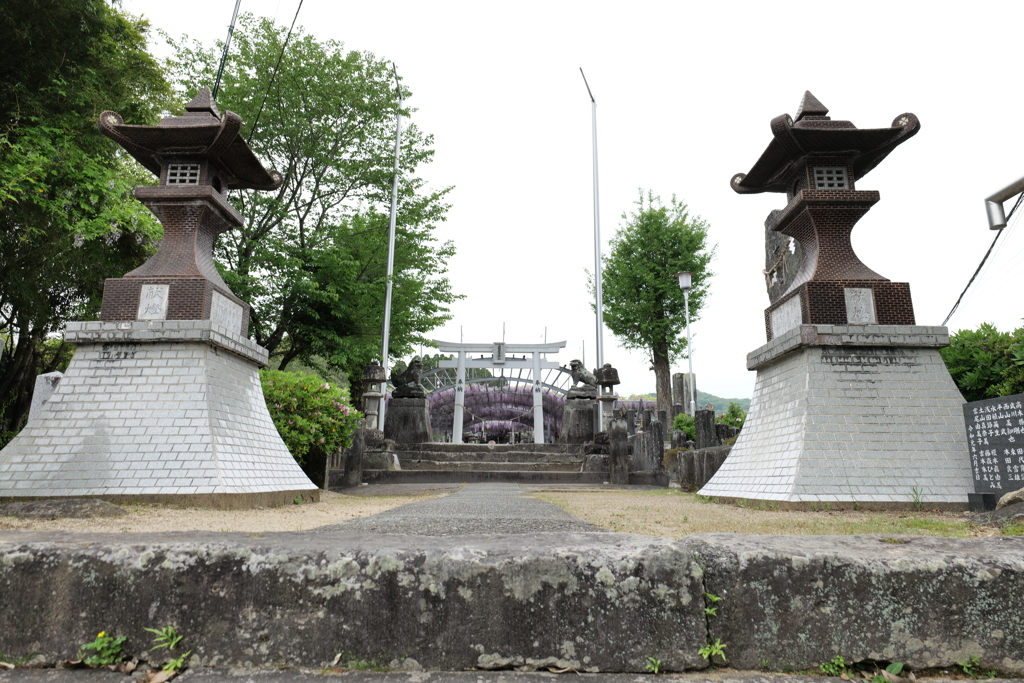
[{"xmin": 677, "ymin": 271, "xmax": 696, "ymax": 417}]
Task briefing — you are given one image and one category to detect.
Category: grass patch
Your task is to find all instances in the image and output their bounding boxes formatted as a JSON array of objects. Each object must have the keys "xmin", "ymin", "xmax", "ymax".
[{"xmin": 532, "ymin": 490, "xmax": 982, "ymax": 538}]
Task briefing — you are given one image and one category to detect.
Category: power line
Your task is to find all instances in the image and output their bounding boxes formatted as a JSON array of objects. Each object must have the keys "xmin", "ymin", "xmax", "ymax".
[
  {"xmin": 212, "ymin": 0, "xmax": 242, "ymax": 100},
  {"xmin": 942, "ymin": 191, "xmax": 1024, "ymax": 326},
  {"xmin": 247, "ymin": 0, "xmax": 304, "ymax": 144}
]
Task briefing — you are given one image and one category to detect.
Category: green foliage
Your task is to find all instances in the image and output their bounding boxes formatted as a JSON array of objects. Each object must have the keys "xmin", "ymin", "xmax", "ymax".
[
  {"xmin": 819, "ymin": 655, "xmax": 850, "ymax": 677},
  {"xmin": 697, "ymin": 637, "xmax": 727, "ymax": 663},
  {"xmin": 672, "ymin": 412, "xmax": 696, "ymax": 441},
  {"xmin": 0, "ymin": 0, "xmax": 172, "ymax": 438},
  {"xmin": 165, "ymin": 15, "xmax": 459, "ymax": 394},
  {"xmin": 644, "ymin": 656, "xmax": 662, "ymax": 674},
  {"xmin": 78, "ymin": 631, "xmax": 126, "ymax": 667},
  {"xmin": 910, "ymin": 487, "xmax": 925, "ymax": 511},
  {"xmin": 162, "ymin": 651, "xmax": 191, "ymax": 673},
  {"xmin": 261, "ymin": 370, "xmax": 363, "ymax": 464},
  {"xmin": 145, "ymin": 625, "xmax": 188, "ymax": 672},
  {"xmin": 144, "ymin": 625, "xmax": 183, "ymax": 652},
  {"xmin": 1003, "ymin": 522, "xmax": 1024, "ymax": 536},
  {"xmin": 958, "ymin": 655, "xmax": 997, "ymax": 678},
  {"xmin": 716, "ymin": 402, "xmax": 747, "ymax": 429},
  {"xmin": 941, "ymin": 322, "xmax": 1024, "ymax": 402},
  {"xmin": 594, "ymin": 191, "xmax": 715, "ymax": 415}
]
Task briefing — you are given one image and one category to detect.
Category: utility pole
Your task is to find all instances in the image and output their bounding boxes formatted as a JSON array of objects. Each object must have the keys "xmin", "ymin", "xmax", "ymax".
[{"xmin": 379, "ymin": 63, "xmax": 402, "ymax": 429}]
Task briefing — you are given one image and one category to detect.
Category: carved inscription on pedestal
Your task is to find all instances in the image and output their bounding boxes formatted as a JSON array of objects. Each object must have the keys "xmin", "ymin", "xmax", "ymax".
[
  {"xmin": 211, "ymin": 291, "xmax": 243, "ymax": 334},
  {"xmin": 137, "ymin": 284, "xmax": 169, "ymax": 320},
  {"xmin": 771, "ymin": 295, "xmax": 803, "ymax": 339},
  {"xmin": 844, "ymin": 287, "xmax": 877, "ymax": 324}
]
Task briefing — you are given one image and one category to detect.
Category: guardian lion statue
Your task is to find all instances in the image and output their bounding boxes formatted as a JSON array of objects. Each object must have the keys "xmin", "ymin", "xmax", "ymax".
[{"xmin": 390, "ymin": 357, "xmax": 426, "ymax": 399}]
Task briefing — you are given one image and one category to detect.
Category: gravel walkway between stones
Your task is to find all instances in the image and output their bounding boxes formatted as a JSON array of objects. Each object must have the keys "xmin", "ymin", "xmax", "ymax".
[{"xmin": 316, "ymin": 483, "xmax": 606, "ymax": 536}]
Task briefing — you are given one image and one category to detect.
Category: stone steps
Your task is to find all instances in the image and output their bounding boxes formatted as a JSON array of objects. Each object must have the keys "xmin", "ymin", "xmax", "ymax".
[
  {"xmin": 398, "ymin": 451, "xmax": 585, "ymax": 464},
  {"xmin": 355, "ymin": 469, "xmax": 668, "ymax": 485},
  {"xmin": 397, "ymin": 460, "xmax": 582, "ymax": 472}
]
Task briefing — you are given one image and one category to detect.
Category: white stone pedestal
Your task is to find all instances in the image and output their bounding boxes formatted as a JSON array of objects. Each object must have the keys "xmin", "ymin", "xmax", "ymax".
[
  {"xmin": 699, "ymin": 325, "xmax": 972, "ymax": 509},
  {"xmin": 0, "ymin": 320, "xmax": 318, "ymax": 508}
]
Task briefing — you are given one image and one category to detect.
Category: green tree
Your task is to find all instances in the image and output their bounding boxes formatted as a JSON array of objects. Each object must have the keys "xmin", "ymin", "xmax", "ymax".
[
  {"xmin": 941, "ymin": 322, "xmax": 1024, "ymax": 402},
  {"xmin": 165, "ymin": 15, "xmax": 458, "ymax": 399},
  {"xmin": 596, "ymin": 191, "xmax": 715, "ymax": 416},
  {"xmin": 0, "ymin": 0, "xmax": 171, "ymax": 441}
]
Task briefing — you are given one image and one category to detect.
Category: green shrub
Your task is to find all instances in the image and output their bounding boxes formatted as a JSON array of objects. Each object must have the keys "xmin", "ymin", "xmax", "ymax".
[
  {"xmin": 672, "ymin": 412, "xmax": 695, "ymax": 441},
  {"xmin": 261, "ymin": 370, "xmax": 363, "ymax": 465},
  {"xmin": 716, "ymin": 402, "xmax": 746, "ymax": 429},
  {"xmin": 941, "ymin": 322, "xmax": 1024, "ymax": 402}
]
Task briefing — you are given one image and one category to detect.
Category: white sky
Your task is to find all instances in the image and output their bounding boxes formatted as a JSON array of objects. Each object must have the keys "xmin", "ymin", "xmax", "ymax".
[{"xmin": 125, "ymin": 0, "xmax": 1024, "ymax": 399}]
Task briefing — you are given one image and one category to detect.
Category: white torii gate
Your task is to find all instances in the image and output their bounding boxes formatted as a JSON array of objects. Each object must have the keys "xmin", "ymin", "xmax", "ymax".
[{"xmin": 434, "ymin": 340, "xmax": 566, "ymax": 444}]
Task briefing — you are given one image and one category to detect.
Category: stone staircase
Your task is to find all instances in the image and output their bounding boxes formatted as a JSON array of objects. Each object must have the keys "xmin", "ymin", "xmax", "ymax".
[{"xmin": 336, "ymin": 442, "xmax": 667, "ymax": 486}]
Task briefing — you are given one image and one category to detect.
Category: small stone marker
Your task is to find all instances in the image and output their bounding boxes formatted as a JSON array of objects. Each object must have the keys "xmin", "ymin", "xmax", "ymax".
[{"xmin": 962, "ymin": 393, "xmax": 1024, "ymax": 511}]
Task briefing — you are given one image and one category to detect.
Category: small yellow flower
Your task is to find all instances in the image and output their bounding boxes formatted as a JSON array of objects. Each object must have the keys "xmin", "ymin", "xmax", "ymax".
[{"xmin": 98, "ymin": 631, "xmax": 106, "ymax": 638}]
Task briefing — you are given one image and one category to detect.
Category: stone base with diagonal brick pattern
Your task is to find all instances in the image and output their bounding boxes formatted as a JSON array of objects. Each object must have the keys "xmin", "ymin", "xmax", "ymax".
[
  {"xmin": 0, "ymin": 320, "xmax": 318, "ymax": 509},
  {"xmin": 699, "ymin": 324, "xmax": 973, "ymax": 508}
]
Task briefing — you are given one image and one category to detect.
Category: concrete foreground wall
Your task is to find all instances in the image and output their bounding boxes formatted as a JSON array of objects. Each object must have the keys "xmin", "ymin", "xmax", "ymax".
[{"xmin": 0, "ymin": 531, "xmax": 1022, "ymax": 673}]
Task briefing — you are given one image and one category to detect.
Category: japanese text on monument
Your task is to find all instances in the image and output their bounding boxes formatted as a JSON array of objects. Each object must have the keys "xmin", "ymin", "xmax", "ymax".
[{"xmin": 962, "ymin": 393, "xmax": 1024, "ymax": 495}]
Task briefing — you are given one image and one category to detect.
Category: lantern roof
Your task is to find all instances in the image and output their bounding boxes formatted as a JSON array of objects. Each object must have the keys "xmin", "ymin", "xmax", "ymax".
[
  {"xmin": 97, "ymin": 87, "xmax": 282, "ymax": 191},
  {"xmin": 731, "ymin": 91, "xmax": 919, "ymax": 194}
]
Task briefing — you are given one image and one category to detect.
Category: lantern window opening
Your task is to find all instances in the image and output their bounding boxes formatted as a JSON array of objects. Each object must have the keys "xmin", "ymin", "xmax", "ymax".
[
  {"xmin": 166, "ymin": 163, "xmax": 201, "ymax": 185},
  {"xmin": 813, "ymin": 167, "xmax": 848, "ymax": 190}
]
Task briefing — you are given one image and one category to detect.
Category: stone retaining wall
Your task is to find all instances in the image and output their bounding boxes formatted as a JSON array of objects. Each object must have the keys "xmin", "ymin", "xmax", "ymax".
[{"xmin": 1, "ymin": 531, "xmax": 1021, "ymax": 673}]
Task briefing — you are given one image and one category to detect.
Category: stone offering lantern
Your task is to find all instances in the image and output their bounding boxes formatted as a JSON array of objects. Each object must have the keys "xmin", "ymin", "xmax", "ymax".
[
  {"xmin": 594, "ymin": 363, "xmax": 620, "ymax": 433},
  {"xmin": 96, "ymin": 88, "xmax": 282, "ymax": 331},
  {"xmin": 729, "ymin": 91, "xmax": 920, "ymax": 341},
  {"xmin": 360, "ymin": 361, "xmax": 387, "ymax": 433},
  {"xmin": 696, "ymin": 92, "xmax": 972, "ymax": 509},
  {"xmin": 0, "ymin": 88, "xmax": 319, "ymax": 508}
]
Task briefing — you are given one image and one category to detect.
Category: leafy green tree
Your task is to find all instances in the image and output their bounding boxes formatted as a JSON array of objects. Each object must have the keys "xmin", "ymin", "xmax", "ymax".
[
  {"xmin": 165, "ymin": 15, "xmax": 458, "ymax": 399},
  {"xmin": 941, "ymin": 322, "xmax": 1024, "ymax": 402},
  {"xmin": 0, "ymin": 0, "xmax": 171, "ymax": 440},
  {"xmin": 596, "ymin": 191, "xmax": 715, "ymax": 416}
]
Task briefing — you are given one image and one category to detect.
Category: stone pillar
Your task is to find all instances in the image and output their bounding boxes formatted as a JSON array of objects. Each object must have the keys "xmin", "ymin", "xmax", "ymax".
[
  {"xmin": 695, "ymin": 408, "xmax": 719, "ymax": 450},
  {"xmin": 28, "ymin": 372, "xmax": 63, "ymax": 424},
  {"xmin": 384, "ymin": 398, "xmax": 432, "ymax": 443},
  {"xmin": 672, "ymin": 372, "xmax": 698, "ymax": 415},
  {"xmin": 453, "ymin": 350, "xmax": 466, "ymax": 444},
  {"xmin": 609, "ymin": 417, "xmax": 630, "ymax": 485},
  {"xmin": 625, "ymin": 409, "xmax": 637, "ymax": 436},
  {"xmin": 532, "ymin": 352, "xmax": 544, "ymax": 444},
  {"xmin": 338, "ymin": 429, "xmax": 365, "ymax": 488},
  {"xmin": 560, "ymin": 400, "xmax": 597, "ymax": 444}
]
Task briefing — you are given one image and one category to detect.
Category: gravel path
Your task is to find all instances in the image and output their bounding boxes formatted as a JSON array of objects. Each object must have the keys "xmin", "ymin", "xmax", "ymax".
[{"xmin": 316, "ymin": 483, "xmax": 606, "ymax": 536}]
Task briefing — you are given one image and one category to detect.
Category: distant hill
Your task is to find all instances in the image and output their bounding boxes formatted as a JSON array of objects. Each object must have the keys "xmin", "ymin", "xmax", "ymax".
[
  {"xmin": 696, "ymin": 391, "xmax": 750, "ymax": 414},
  {"xmin": 623, "ymin": 391, "xmax": 751, "ymax": 415}
]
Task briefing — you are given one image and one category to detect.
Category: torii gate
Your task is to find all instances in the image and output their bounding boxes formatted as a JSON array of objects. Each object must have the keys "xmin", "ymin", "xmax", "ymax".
[{"xmin": 434, "ymin": 340, "xmax": 567, "ymax": 444}]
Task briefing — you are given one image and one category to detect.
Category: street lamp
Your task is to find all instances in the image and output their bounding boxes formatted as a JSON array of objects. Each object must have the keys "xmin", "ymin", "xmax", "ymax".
[{"xmin": 677, "ymin": 271, "xmax": 696, "ymax": 417}]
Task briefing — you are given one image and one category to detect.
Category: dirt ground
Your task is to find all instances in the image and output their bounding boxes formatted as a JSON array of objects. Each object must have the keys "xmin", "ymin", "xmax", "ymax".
[
  {"xmin": 531, "ymin": 487, "xmax": 996, "ymax": 538},
  {"xmin": 0, "ymin": 488, "xmax": 450, "ymax": 534},
  {"xmin": 0, "ymin": 484, "xmax": 1011, "ymax": 537}
]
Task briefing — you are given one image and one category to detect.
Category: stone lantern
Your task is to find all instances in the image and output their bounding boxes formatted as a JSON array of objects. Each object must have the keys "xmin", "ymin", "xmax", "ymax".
[
  {"xmin": 594, "ymin": 363, "xmax": 620, "ymax": 433},
  {"xmin": 0, "ymin": 87, "xmax": 319, "ymax": 508},
  {"xmin": 696, "ymin": 91, "xmax": 972, "ymax": 509},
  {"xmin": 360, "ymin": 360, "xmax": 387, "ymax": 434}
]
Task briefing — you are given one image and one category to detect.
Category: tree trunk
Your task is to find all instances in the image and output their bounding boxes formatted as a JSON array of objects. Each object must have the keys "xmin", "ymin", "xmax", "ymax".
[{"xmin": 652, "ymin": 339, "xmax": 673, "ymax": 418}]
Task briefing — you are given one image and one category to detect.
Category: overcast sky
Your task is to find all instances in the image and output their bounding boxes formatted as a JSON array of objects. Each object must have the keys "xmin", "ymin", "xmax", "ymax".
[{"xmin": 125, "ymin": 0, "xmax": 1024, "ymax": 399}]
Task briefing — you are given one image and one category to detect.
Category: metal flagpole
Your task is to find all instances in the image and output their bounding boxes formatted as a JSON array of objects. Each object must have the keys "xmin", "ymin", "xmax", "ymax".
[
  {"xmin": 580, "ymin": 68, "xmax": 604, "ymax": 425},
  {"xmin": 379, "ymin": 64, "xmax": 403, "ymax": 429}
]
